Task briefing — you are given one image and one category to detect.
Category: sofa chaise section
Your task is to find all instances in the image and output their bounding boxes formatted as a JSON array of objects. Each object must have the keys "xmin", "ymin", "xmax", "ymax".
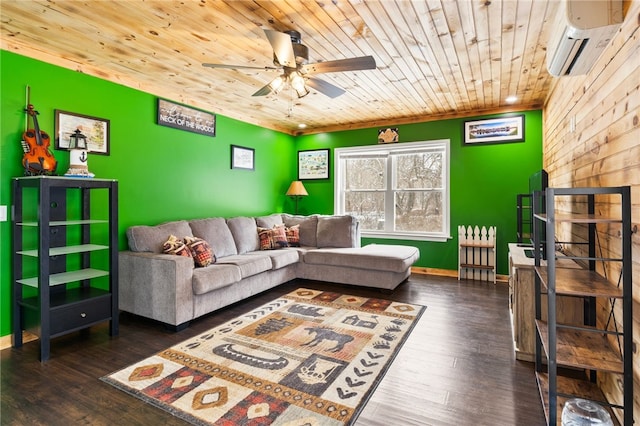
[{"xmin": 300, "ymin": 244, "xmax": 420, "ymax": 290}]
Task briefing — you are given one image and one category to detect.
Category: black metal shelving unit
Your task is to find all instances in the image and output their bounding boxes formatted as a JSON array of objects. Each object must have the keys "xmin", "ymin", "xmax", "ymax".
[
  {"xmin": 533, "ymin": 186, "xmax": 632, "ymax": 425},
  {"xmin": 12, "ymin": 176, "xmax": 118, "ymax": 361},
  {"xmin": 516, "ymin": 193, "xmax": 532, "ymax": 244}
]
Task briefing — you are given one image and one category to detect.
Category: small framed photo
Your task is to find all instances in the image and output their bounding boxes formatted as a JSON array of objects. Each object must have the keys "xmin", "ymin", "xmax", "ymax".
[
  {"xmin": 54, "ymin": 110, "xmax": 110, "ymax": 155},
  {"xmin": 463, "ymin": 114, "xmax": 525, "ymax": 145},
  {"xmin": 231, "ymin": 145, "xmax": 255, "ymax": 170},
  {"xmin": 298, "ymin": 149, "xmax": 330, "ymax": 180}
]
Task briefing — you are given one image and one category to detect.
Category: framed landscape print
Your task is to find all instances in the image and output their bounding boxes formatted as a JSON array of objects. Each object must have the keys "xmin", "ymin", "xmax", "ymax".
[
  {"xmin": 298, "ymin": 149, "xmax": 330, "ymax": 180},
  {"xmin": 463, "ymin": 115, "xmax": 524, "ymax": 145}
]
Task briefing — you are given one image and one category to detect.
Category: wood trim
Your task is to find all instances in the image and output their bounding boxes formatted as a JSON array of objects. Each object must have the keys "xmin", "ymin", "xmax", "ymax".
[
  {"xmin": 0, "ymin": 332, "xmax": 38, "ymax": 351},
  {"xmin": 411, "ymin": 266, "xmax": 508, "ymax": 283}
]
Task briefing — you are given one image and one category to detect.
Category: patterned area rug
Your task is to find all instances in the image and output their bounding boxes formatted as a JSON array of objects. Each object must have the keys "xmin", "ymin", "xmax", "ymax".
[{"xmin": 102, "ymin": 288, "xmax": 425, "ymax": 425}]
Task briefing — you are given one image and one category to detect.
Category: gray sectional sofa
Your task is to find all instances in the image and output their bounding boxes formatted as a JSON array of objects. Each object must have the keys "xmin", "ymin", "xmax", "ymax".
[{"xmin": 119, "ymin": 213, "xmax": 419, "ymax": 330}]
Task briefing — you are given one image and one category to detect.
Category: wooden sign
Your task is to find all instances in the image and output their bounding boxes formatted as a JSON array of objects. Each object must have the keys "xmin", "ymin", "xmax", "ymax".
[{"xmin": 156, "ymin": 98, "xmax": 216, "ymax": 137}]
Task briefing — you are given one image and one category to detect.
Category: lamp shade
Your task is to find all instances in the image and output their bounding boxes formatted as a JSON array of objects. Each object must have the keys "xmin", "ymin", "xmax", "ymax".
[{"xmin": 286, "ymin": 180, "xmax": 308, "ymax": 197}]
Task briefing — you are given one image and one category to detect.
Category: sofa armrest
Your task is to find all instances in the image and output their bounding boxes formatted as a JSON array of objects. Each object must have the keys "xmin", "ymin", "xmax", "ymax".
[{"xmin": 119, "ymin": 251, "xmax": 195, "ymax": 326}]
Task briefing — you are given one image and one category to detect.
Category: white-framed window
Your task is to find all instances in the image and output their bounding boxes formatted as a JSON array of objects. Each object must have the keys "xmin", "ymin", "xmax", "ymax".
[{"xmin": 334, "ymin": 139, "xmax": 450, "ymax": 241}]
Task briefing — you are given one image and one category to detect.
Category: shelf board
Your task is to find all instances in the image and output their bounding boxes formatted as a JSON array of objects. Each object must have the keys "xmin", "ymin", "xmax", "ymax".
[
  {"xmin": 17, "ymin": 219, "xmax": 109, "ymax": 227},
  {"xmin": 535, "ymin": 267, "xmax": 623, "ymax": 298},
  {"xmin": 20, "ymin": 287, "xmax": 111, "ymax": 310},
  {"xmin": 17, "ymin": 244, "xmax": 109, "ymax": 257},
  {"xmin": 533, "ymin": 213, "xmax": 622, "ymax": 223},
  {"xmin": 536, "ymin": 372, "xmax": 619, "ymax": 426},
  {"xmin": 459, "ymin": 243, "xmax": 495, "ymax": 248},
  {"xmin": 536, "ymin": 320, "xmax": 623, "ymax": 374},
  {"xmin": 17, "ymin": 269, "xmax": 109, "ymax": 288},
  {"xmin": 460, "ymin": 263, "xmax": 494, "ymax": 270}
]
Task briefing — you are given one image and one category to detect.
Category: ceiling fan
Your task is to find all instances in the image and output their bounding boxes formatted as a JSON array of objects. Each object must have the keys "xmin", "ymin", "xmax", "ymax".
[{"xmin": 203, "ymin": 29, "xmax": 376, "ymax": 99}]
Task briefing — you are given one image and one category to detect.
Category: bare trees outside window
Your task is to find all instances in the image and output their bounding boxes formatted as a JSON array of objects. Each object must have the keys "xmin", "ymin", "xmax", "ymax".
[{"xmin": 335, "ymin": 140, "xmax": 450, "ymax": 241}]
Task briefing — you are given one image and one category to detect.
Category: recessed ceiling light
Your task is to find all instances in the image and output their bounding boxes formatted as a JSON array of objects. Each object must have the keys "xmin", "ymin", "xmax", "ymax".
[
  {"xmin": 506, "ymin": 96, "xmax": 517, "ymax": 103},
  {"xmin": 298, "ymin": 123, "xmax": 307, "ymax": 129}
]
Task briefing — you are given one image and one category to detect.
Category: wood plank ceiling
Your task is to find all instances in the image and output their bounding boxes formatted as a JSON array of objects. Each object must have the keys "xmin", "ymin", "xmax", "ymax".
[{"xmin": 1, "ymin": 0, "xmax": 560, "ymax": 135}]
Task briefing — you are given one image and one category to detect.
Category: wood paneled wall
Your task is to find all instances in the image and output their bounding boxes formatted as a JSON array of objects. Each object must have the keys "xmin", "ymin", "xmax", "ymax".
[{"xmin": 543, "ymin": 0, "xmax": 639, "ymax": 422}]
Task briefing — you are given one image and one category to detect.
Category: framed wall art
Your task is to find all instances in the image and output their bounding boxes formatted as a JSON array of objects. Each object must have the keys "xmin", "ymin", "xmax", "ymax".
[
  {"xmin": 54, "ymin": 110, "xmax": 110, "ymax": 155},
  {"xmin": 156, "ymin": 98, "xmax": 216, "ymax": 137},
  {"xmin": 463, "ymin": 115, "xmax": 525, "ymax": 145},
  {"xmin": 298, "ymin": 149, "xmax": 330, "ymax": 180},
  {"xmin": 231, "ymin": 145, "xmax": 255, "ymax": 170}
]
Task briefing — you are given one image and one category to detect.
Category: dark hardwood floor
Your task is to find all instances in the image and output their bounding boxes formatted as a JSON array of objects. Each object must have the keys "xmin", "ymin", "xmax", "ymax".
[{"xmin": 1, "ymin": 275, "xmax": 546, "ymax": 425}]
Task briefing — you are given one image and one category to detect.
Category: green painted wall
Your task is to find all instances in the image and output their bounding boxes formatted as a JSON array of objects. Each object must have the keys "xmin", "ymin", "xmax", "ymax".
[
  {"xmin": 0, "ymin": 50, "xmax": 542, "ymax": 338},
  {"xmin": 295, "ymin": 110, "xmax": 543, "ymax": 277},
  {"xmin": 0, "ymin": 51, "xmax": 296, "ymax": 336}
]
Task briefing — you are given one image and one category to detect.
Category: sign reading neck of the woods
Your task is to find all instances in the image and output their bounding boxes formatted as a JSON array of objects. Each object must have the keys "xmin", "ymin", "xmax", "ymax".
[{"xmin": 156, "ymin": 98, "xmax": 216, "ymax": 137}]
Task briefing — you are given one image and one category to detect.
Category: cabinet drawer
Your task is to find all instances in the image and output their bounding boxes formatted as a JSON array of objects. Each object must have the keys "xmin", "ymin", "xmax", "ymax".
[{"xmin": 50, "ymin": 296, "xmax": 112, "ymax": 336}]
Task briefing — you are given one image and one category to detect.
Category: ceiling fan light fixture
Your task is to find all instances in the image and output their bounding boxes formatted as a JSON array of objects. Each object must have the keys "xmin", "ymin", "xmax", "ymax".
[
  {"xmin": 269, "ymin": 75, "xmax": 286, "ymax": 94},
  {"xmin": 290, "ymin": 73, "xmax": 305, "ymax": 90},
  {"xmin": 295, "ymin": 86, "xmax": 310, "ymax": 98},
  {"xmin": 290, "ymin": 73, "xmax": 309, "ymax": 98}
]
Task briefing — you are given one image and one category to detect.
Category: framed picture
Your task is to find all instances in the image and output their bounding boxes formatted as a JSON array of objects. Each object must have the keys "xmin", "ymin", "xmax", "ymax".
[
  {"xmin": 156, "ymin": 98, "xmax": 216, "ymax": 137},
  {"xmin": 298, "ymin": 149, "xmax": 330, "ymax": 180},
  {"xmin": 54, "ymin": 110, "xmax": 110, "ymax": 155},
  {"xmin": 231, "ymin": 145, "xmax": 255, "ymax": 170},
  {"xmin": 463, "ymin": 115, "xmax": 525, "ymax": 145}
]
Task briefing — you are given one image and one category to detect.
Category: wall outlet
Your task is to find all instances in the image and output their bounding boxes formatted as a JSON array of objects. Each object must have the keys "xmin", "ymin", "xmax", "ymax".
[{"xmin": 0, "ymin": 205, "xmax": 6, "ymax": 222}]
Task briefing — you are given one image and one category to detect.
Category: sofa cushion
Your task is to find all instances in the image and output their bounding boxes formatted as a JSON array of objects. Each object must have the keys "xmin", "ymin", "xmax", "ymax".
[
  {"xmin": 285, "ymin": 224, "xmax": 300, "ymax": 247},
  {"xmin": 127, "ymin": 220, "xmax": 193, "ymax": 253},
  {"xmin": 216, "ymin": 254, "xmax": 272, "ymax": 278},
  {"xmin": 189, "ymin": 218, "xmax": 238, "ymax": 258},
  {"xmin": 227, "ymin": 217, "xmax": 260, "ymax": 254},
  {"xmin": 255, "ymin": 214, "xmax": 284, "ymax": 229},
  {"xmin": 184, "ymin": 236, "xmax": 215, "ymax": 267},
  {"xmin": 316, "ymin": 215, "xmax": 359, "ymax": 248},
  {"xmin": 162, "ymin": 234, "xmax": 192, "ymax": 258},
  {"xmin": 245, "ymin": 249, "xmax": 300, "ymax": 270},
  {"xmin": 282, "ymin": 214, "xmax": 318, "ymax": 247},
  {"xmin": 192, "ymin": 264, "xmax": 242, "ymax": 295},
  {"xmin": 258, "ymin": 225, "xmax": 289, "ymax": 250},
  {"xmin": 303, "ymin": 244, "xmax": 419, "ymax": 273}
]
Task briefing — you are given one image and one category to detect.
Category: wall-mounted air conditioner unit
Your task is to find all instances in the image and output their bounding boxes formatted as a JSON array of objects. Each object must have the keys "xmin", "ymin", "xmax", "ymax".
[{"xmin": 546, "ymin": 0, "xmax": 623, "ymax": 77}]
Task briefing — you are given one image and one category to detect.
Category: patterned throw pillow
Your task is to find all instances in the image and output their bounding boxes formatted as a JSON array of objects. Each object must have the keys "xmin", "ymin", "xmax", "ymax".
[
  {"xmin": 184, "ymin": 236, "xmax": 215, "ymax": 267},
  {"xmin": 162, "ymin": 235, "xmax": 192, "ymax": 257},
  {"xmin": 285, "ymin": 224, "xmax": 300, "ymax": 247},
  {"xmin": 258, "ymin": 225, "xmax": 289, "ymax": 250}
]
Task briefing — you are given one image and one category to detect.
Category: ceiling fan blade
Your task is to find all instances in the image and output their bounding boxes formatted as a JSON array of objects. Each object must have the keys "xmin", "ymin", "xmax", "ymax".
[
  {"xmin": 264, "ymin": 29, "xmax": 296, "ymax": 68},
  {"xmin": 203, "ymin": 63, "xmax": 279, "ymax": 71},
  {"xmin": 302, "ymin": 55, "xmax": 376, "ymax": 74},
  {"xmin": 306, "ymin": 77, "xmax": 346, "ymax": 98},
  {"xmin": 252, "ymin": 83, "xmax": 275, "ymax": 97}
]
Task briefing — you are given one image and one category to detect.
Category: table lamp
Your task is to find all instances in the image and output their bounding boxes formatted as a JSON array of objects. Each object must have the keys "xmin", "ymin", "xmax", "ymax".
[{"xmin": 286, "ymin": 180, "xmax": 308, "ymax": 214}]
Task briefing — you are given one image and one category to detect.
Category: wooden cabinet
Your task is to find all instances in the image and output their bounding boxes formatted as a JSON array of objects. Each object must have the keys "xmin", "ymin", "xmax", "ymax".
[
  {"xmin": 508, "ymin": 243, "xmax": 583, "ymax": 362},
  {"xmin": 12, "ymin": 176, "xmax": 118, "ymax": 361},
  {"xmin": 533, "ymin": 187, "xmax": 632, "ymax": 425}
]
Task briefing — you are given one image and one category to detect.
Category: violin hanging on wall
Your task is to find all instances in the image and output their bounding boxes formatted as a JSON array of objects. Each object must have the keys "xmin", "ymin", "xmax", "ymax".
[{"xmin": 21, "ymin": 87, "xmax": 57, "ymax": 176}]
